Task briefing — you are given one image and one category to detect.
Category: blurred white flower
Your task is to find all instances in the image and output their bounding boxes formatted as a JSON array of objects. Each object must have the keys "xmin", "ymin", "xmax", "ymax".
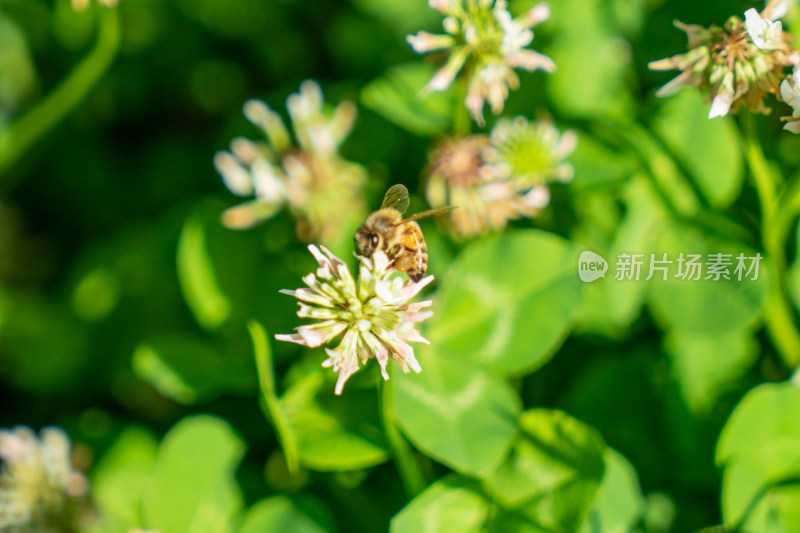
[
  {"xmin": 0, "ymin": 426, "xmax": 90, "ymax": 531},
  {"xmin": 780, "ymin": 67, "xmax": 800, "ymax": 132},
  {"xmin": 276, "ymin": 245, "xmax": 433, "ymax": 395},
  {"xmin": 426, "ymin": 117, "xmax": 576, "ymax": 239},
  {"xmin": 407, "ymin": 0, "xmax": 555, "ymax": 126},
  {"xmin": 770, "ymin": 0, "xmax": 795, "ymax": 20},
  {"xmin": 215, "ymin": 81, "xmax": 367, "ymax": 245},
  {"xmin": 485, "ymin": 116, "xmax": 577, "ymax": 185}
]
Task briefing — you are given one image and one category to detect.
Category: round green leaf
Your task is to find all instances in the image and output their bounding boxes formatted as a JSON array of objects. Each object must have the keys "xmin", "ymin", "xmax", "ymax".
[
  {"xmin": 390, "ymin": 475, "xmax": 489, "ymax": 533},
  {"xmin": 237, "ymin": 496, "xmax": 332, "ymax": 533},
  {"xmin": 652, "ymin": 90, "xmax": 744, "ymax": 209},
  {"xmin": 664, "ymin": 329, "xmax": 758, "ymax": 415},
  {"xmin": 427, "ymin": 230, "xmax": 583, "ymax": 376},
  {"xmin": 483, "ymin": 409, "xmax": 605, "ymax": 513},
  {"xmin": 580, "ymin": 449, "xmax": 645, "ymax": 533},
  {"xmin": 92, "ymin": 427, "xmax": 159, "ymax": 532},
  {"xmin": 717, "ymin": 382, "xmax": 800, "ymax": 466},
  {"xmin": 142, "ymin": 415, "xmax": 246, "ymax": 533},
  {"xmin": 391, "ymin": 351, "xmax": 521, "ymax": 476}
]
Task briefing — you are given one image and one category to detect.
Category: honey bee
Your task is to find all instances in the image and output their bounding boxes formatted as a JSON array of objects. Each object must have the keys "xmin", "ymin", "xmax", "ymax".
[{"xmin": 355, "ymin": 184, "xmax": 456, "ymax": 281}]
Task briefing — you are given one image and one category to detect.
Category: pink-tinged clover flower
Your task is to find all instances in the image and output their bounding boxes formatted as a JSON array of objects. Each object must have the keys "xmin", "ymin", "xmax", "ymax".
[
  {"xmin": 407, "ymin": 0, "xmax": 555, "ymax": 126},
  {"xmin": 276, "ymin": 245, "xmax": 433, "ymax": 395},
  {"xmin": 426, "ymin": 116, "xmax": 576, "ymax": 239}
]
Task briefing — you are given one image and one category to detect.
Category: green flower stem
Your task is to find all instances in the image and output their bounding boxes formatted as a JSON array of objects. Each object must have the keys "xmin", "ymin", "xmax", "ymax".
[
  {"xmin": 378, "ymin": 370, "xmax": 425, "ymax": 498},
  {"xmin": 741, "ymin": 114, "xmax": 800, "ymax": 368},
  {"xmin": 453, "ymin": 77, "xmax": 471, "ymax": 137},
  {"xmin": 742, "ymin": 113, "xmax": 778, "ymax": 217},
  {"xmin": 248, "ymin": 320, "xmax": 301, "ymax": 474},
  {"xmin": 0, "ymin": 6, "xmax": 121, "ymax": 179}
]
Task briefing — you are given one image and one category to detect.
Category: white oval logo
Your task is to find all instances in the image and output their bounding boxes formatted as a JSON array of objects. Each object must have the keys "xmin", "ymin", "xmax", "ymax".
[{"xmin": 578, "ymin": 251, "xmax": 608, "ymax": 283}]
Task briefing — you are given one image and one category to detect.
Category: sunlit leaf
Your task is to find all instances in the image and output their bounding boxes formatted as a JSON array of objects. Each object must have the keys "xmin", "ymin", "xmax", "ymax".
[
  {"xmin": 237, "ymin": 495, "xmax": 332, "ymax": 533},
  {"xmin": 652, "ymin": 90, "xmax": 744, "ymax": 208},
  {"xmin": 177, "ymin": 214, "xmax": 232, "ymax": 330},
  {"xmin": 390, "ymin": 475, "xmax": 490, "ymax": 533},
  {"xmin": 92, "ymin": 427, "xmax": 158, "ymax": 532},
  {"xmin": 281, "ymin": 372, "xmax": 390, "ymax": 471},
  {"xmin": 580, "ymin": 448, "xmax": 645, "ymax": 533},
  {"xmin": 545, "ymin": 0, "xmax": 634, "ymax": 119},
  {"xmin": 483, "ymin": 409, "xmax": 605, "ymax": 531},
  {"xmin": 142, "ymin": 415, "xmax": 245, "ymax": 533},
  {"xmin": 427, "ymin": 230, "xmax": 583, "ymax": 375},
  {"xmin": 717, "ymin": 382, "xmax": 800, "ymax": 528},
  {"xmin": 391, "ymin": 350, "xmax": 521, "ymax": 476},
  {"xmin": 664, "ymin": 329, "xmax": 758, "ymax": 414}
]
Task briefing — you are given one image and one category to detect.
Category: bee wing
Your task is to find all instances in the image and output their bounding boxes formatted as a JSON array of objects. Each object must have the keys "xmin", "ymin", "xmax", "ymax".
[
  {"xmin": 380, "ymin": 184, "xmax": 410, "ymax": 214},
  {"xmin": 399, "ymin": 205, "xmax": 457, "ymax": 223}
]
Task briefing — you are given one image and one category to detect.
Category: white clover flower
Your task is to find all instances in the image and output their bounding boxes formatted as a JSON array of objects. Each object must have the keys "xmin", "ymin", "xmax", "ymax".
[
  {"xmin": 215, "ymin": 81, "xmax": 367, "ymax": 245},
  {"xmin": 650, "ymin": 2, "xmax": 797, "ymax": 120},
  {"xmin": 780, "ymin": 67, "xmax": 800, "ymax": 132},
  {"xmin": 426, "ymin": 117, "xmax": 575, "ymax": 239},
  {"xmin": 485, "ymin": 116, "xmax": 577, "ymax": 185},
  {"xmin": 745, "ymin": 7, "xmax": 784, "ymax": 50},
  {"xmin": 276, "ymin": 245, "xmax": 433, "ymax": 395},
  {"xmin": 0, "ymin": 426, "xmax": 90, "ymax": 531},
  {"xmin": 407, "ymin": 0, "xmax": 555, "ymax": 126}
]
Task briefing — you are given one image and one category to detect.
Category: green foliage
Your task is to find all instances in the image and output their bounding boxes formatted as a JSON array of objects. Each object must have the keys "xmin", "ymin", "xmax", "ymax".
[
  {"xmin": 282, "ymin": 372, "xmax": 390, "ymax": 471},
  {"xmin": 3, "ymin": 0, "xmax": 800, "ymax": 532},
  {"xmin": 237, "ymin": 495, "xmax": 333, "ymax": 533},
  {"xmin": 427, "ymin": 231, "xmax": 583, "ymax": 375},
  {"xmin": 392, "ymin": 351, "xmax": 521, "ymax": 475},
  {"xmin": 142, "ymin": 416, "xmax": 246, "ymax": 533},
  {"xmin": 651, "ymin": 91, "xmax": 744, "ymax": 209},
  {"xmin": 361, "ymin": 63, "xmax": 456, "ymax": 136}
]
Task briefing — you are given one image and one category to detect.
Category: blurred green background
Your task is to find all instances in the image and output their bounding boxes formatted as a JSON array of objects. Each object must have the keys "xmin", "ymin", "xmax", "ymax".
[{"xmin": 4, "ymin": 0, "xmax": 800, "ymax": 532}]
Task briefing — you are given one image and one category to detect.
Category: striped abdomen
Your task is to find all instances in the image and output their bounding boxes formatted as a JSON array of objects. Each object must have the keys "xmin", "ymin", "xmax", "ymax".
[{"xmin": 391, "ymin": 222, "xmax": 428, "ymax": 282}]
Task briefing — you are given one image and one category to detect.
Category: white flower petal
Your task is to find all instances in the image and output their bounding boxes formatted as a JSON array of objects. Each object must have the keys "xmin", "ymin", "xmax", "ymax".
[{"xmin": 708, "ymin": 93, "xmax": 733, "ymax": 119}]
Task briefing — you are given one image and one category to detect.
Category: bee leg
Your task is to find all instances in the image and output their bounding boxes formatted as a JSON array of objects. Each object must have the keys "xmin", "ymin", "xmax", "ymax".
[{"xmin": 394, "ymin": 254, "xmax": 424, "ymax": 282}]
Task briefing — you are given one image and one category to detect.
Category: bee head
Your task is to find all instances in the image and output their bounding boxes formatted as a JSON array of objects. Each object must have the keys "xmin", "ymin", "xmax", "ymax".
[{"xmin": 355, "ymin": 226, "xmax": 381, "ymax": 256}]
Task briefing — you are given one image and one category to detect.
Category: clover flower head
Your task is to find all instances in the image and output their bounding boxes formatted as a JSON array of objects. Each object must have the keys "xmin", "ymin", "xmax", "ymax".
[
  {"xmin": 426, "ymin": 116, "xmax": 575, "ymax": 239},
  {"xmin": 407, "ymin": 0, "xmax": 555, "ymax": 126},
  {"xmin": 276, "ymin": 245, "xmax": 433, "ymax": 395},
  {"xmin": 214, "ymin": 81, "xmax": 367, "ymax": 245},
  {"xmin": 649, "ymin": 1, "xmax": 797, "ymax": 119},
  {"xmin": 485, "ymin": 115, "xmax": 577, "ymax": 185},
  {"xmin": 0, "ymin": 426, "xmax": 90, "ymax": 531}
]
